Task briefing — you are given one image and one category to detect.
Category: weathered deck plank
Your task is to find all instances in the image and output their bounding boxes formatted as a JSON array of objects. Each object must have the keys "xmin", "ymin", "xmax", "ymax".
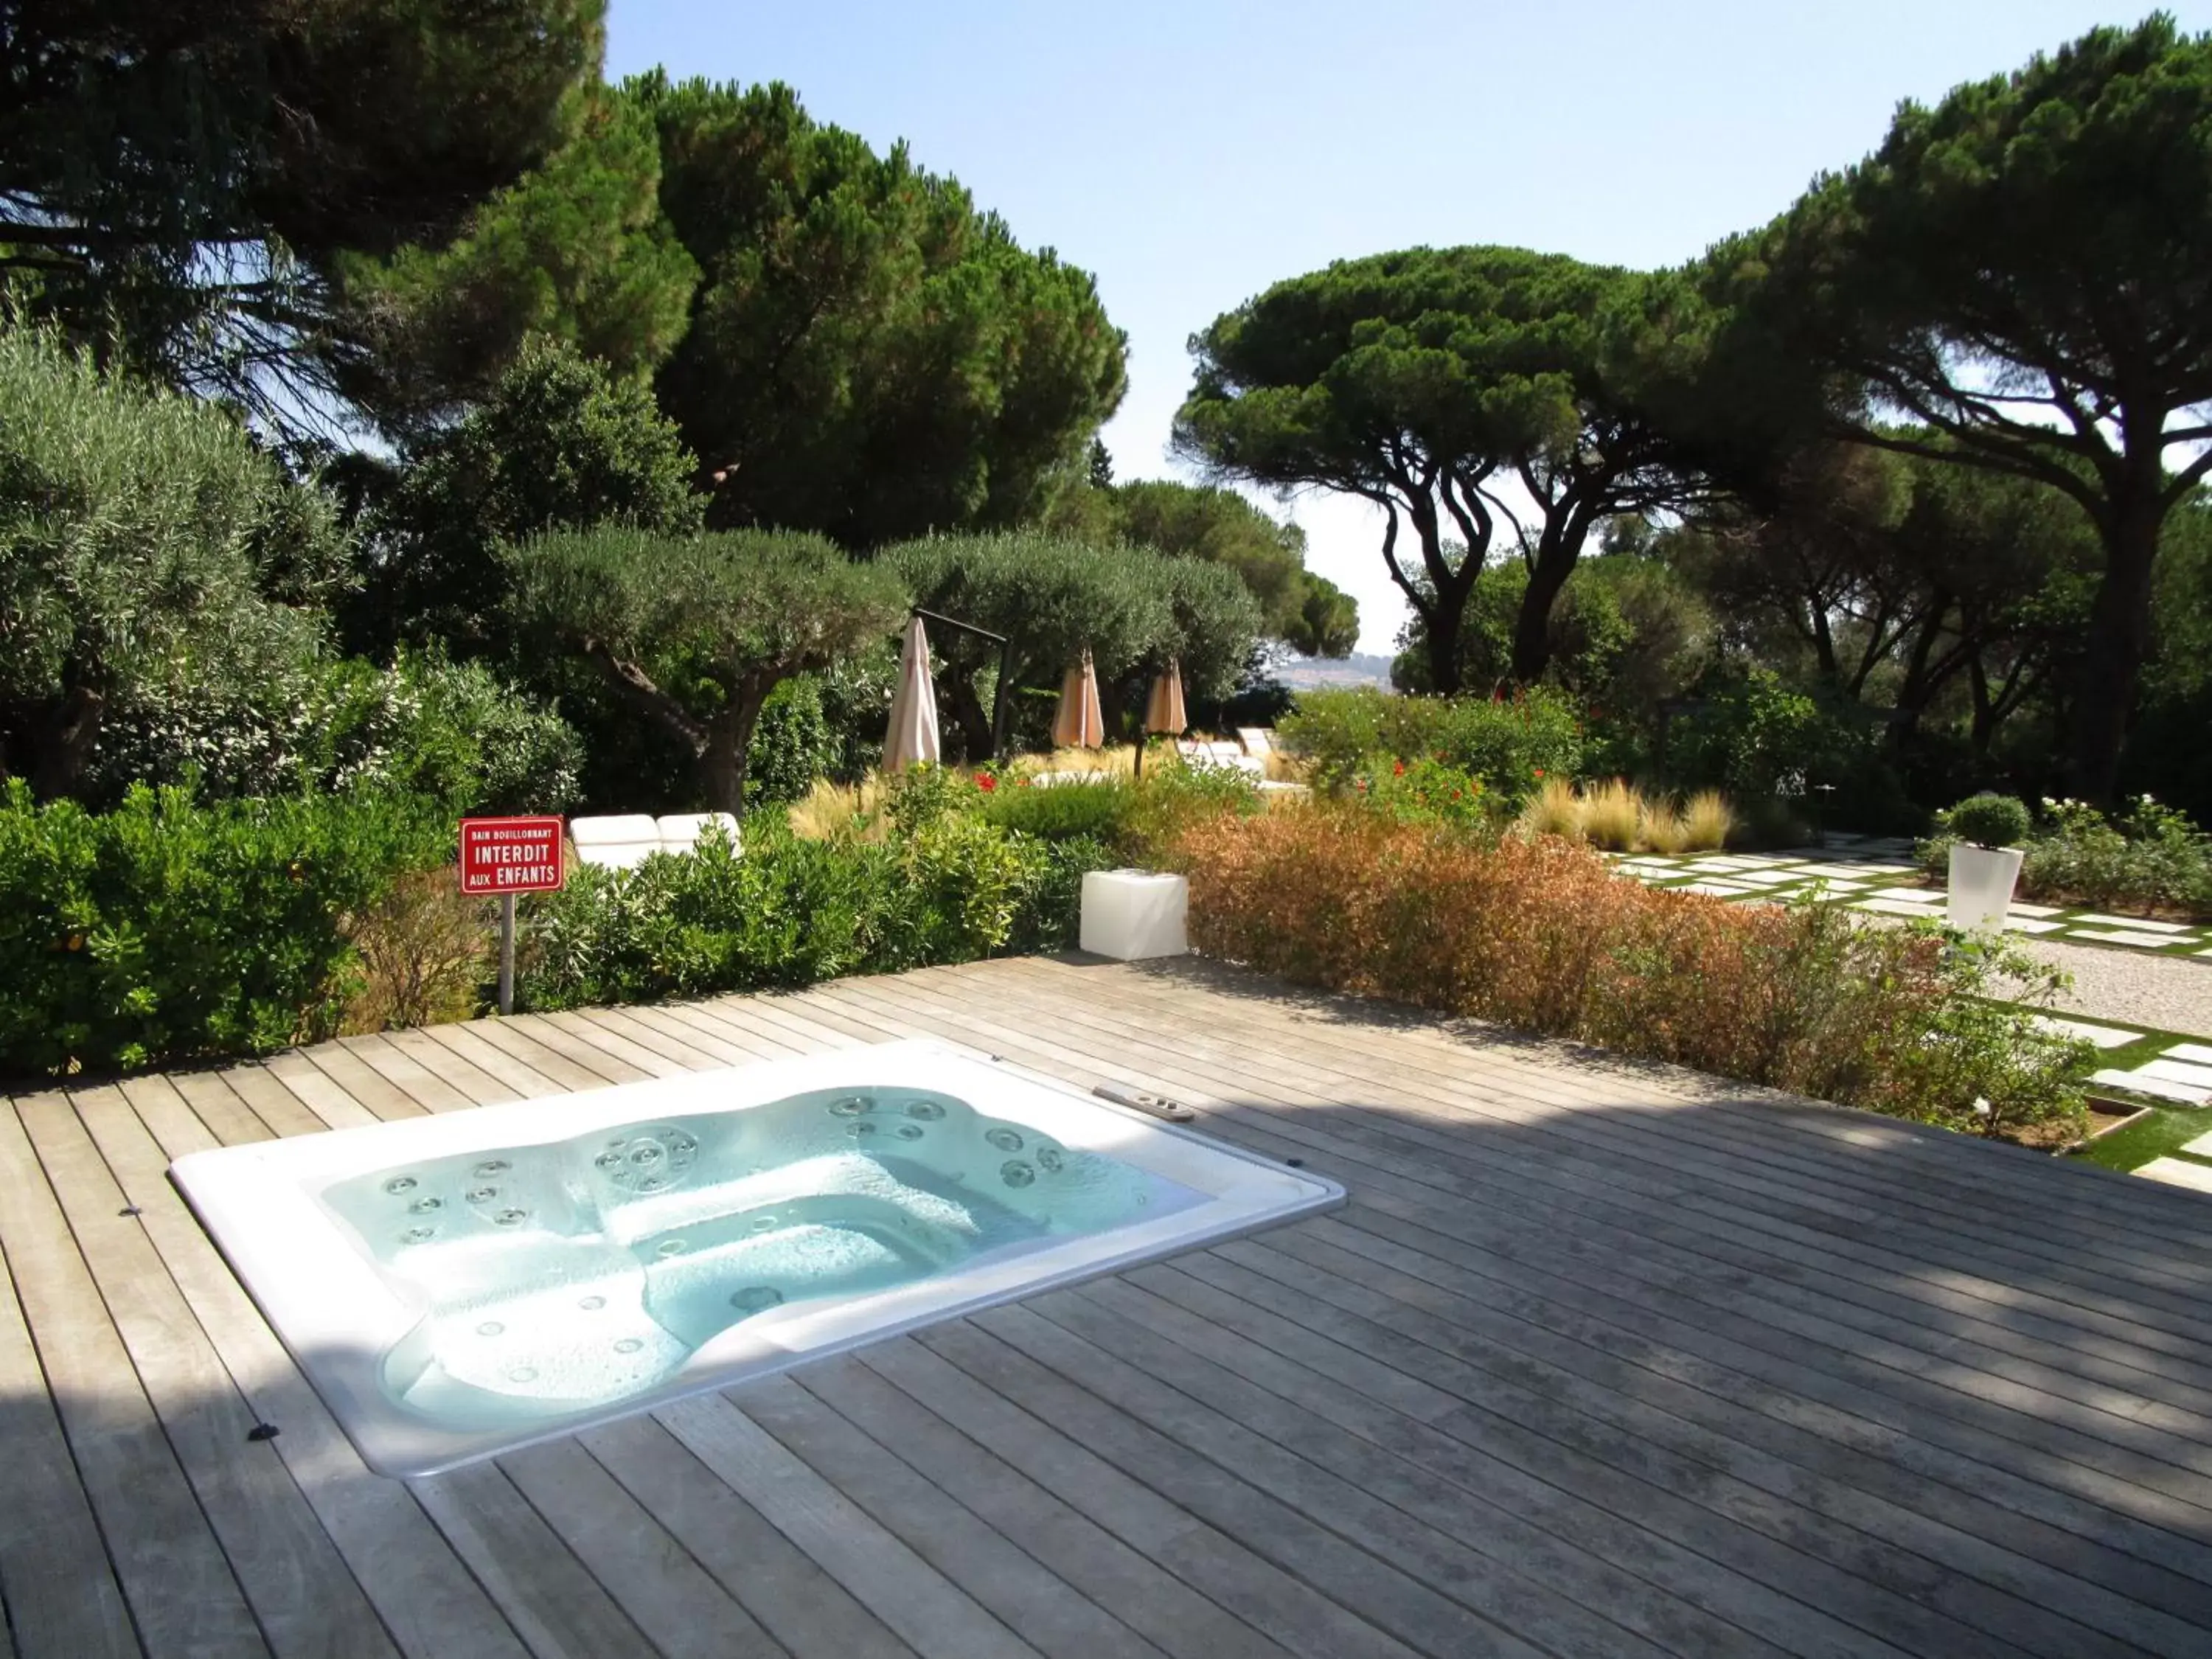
[{"xmin": 6, "ymin": 954, "xmax": 2212, "ymax": 1659}]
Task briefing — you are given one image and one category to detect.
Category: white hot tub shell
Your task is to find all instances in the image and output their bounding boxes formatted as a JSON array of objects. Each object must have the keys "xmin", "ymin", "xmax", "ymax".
[{"xmin": 171, "ymin": 1040, "xmax": 1340, "ymax": 1476}]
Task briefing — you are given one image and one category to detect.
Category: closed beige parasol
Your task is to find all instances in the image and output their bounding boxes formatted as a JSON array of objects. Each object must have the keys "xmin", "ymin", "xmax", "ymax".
[
  {"xmin": 1051, "ymin": 646, "xmax": 1106, "ymax": 749},
  {"xmin": 1135, "ymin": 657, "xmax": 1186, "ymax": 778},
  {"xmin": 883, "ymin": 614, "xmax": 941, "ymax": 772}
]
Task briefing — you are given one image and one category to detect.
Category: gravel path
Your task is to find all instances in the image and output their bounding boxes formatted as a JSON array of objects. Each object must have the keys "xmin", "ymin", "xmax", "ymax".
[{"xmin": 2004, "ymin": 936, "xmax": 2212, "ymax": 1039}]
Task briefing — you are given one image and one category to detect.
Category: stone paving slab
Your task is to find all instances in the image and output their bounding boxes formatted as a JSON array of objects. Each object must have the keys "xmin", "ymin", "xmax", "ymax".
[
  {"xmin": 1609, "ymin": 849, "xmax": 2212, "ymax": 961},
  {"xmin": 2029, "ymin": 1015, "xmax": 2143, "ymax": 1048},
  {"xmin": 2066, "ymin": 928, "xmax": 2191, "ymax": 949},
  {"xmin": 2166, "ymin": 1042, "xmax": 2212, "ymax": 1064},
  {"xmin": 2134, "ymin": 1155, "xmax": 2212, "ymax": 1191},
  {"xmin": 2140, "ymin": 1057, "xmax": 2212, "ymax": 1088},
  {"xmin": 2070, "ymin": 913, "xmax": 2194, "ymax": 933},
  {"xmin": 2093, "ymin": 1067, "xmax": 2212, "ymax": 1105},
  {"xmin": 1856, "ymin": 897, "xmax": 1945, "ymax": 917}
]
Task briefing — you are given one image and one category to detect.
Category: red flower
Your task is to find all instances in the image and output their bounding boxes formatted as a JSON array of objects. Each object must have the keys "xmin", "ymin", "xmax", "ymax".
[
  {"xmin": 1393, "ymin": 759, "xmax": 1406, "ymax": 776},
  {"xmin": 1450, "ymin": 789, "xmax": 1462, "ymax": 800},
  {"xmin": 975, "ymin": 773, "xmax": 998, "ymax": 793},
  {"xmin": 1533, "ymin": 768, "xmax": 1545, "ymax": 779}
]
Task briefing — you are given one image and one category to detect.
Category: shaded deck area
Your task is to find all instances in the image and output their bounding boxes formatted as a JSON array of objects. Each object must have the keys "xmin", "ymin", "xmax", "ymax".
[{"xmin": 6, "ymin": 953, "xmax": 2212, "ymax": 1658}]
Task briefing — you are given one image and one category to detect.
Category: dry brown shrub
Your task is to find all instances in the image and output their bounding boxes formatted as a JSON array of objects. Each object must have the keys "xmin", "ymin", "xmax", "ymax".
[
  {"xmin": 342, "ymin": 869, "xmax": 493, "ymax": 1032},
  {"xmin": 1163, "ymin": 802, "xmax": 2071, "ymax": 1127}
]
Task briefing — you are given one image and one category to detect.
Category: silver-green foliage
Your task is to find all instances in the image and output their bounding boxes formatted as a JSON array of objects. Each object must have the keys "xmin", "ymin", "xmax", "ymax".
[{"xmin": 0, "ymin": 323, "xmax": 338, "ymax": 795}]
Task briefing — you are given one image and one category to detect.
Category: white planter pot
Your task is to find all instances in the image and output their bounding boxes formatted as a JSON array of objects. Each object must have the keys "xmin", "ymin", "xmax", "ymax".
[{"xmin": 1947, "ymin": 843, "xmax": 2025, "ymax": 933}]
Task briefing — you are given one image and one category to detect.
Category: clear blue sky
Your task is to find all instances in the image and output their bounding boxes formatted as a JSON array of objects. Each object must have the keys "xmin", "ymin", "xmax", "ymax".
[{"xmin": 605, "ymin": 1, "xmax": 2212, "ymax": 653}]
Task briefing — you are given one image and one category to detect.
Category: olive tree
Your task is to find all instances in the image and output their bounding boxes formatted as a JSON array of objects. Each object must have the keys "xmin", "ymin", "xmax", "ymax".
[
  {"xmin": 1045, "ymin": 476, "xmax": 1357, "ymax": 655},
  {"xmin": 887, "ymin": 533, "xmax": 1260, "ymax": 757},
  {"xmin": 504, "ymin": 527, "xmax": 908, "ymax": 812},
  {"xmin": 0, "ymin": 324, "xmax": 339, "ymax": 798}
]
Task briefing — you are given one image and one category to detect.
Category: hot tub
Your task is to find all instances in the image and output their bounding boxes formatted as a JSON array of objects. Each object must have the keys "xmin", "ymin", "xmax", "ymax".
[{"xmin": 171, "ymin": 1040, "xmax": 1342, "ymax": 1475}]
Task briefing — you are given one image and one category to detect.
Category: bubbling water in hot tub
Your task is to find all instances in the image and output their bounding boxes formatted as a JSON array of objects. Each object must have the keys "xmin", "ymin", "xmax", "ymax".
[{"xmin": 319, "ymin": 1085, "xmax": 1201, "ymax": 1428}]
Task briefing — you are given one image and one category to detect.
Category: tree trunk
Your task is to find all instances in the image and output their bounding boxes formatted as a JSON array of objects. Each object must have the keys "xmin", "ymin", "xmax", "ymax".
[
  {"xmin": 946, "ymin": 672, "xmax": 995, "ymax": 762},
  {"xmin": 698, "ymin": 686, "xmax": 770, "ymax": 815},
  {"xmin": 2068, "ymin": 492, "xmax": 2163, "ymax": 804},
  {"xmin": 28, "ymin": 686, "xmax": 103, "ymax": 801},
  {"xmin": 1509, "ymin": 549, "xmax": 1573, "ymax": 684},
  {"xmin": 1884, "ymin": 598, "xmax": 1950, "ymax": 753},
  {"xmin": 1509, "ymin": 508, "xmax": 1597, "ymax": 685},
  {"xmin": 1422, "ymin": 600, "xmax": 1463, "ymax": 695}
]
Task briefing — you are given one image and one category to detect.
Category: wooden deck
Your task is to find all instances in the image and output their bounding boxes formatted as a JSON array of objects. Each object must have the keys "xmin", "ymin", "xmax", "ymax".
[{"xmin": 5, "ymin": 955, "xmax": 2212, "ymax": 1658}]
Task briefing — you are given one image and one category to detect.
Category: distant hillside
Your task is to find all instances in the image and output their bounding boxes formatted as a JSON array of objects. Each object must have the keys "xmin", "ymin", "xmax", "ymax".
[{"xmin": 1273, "ymin": 653, "xmax": 1396, "ymax": 692}]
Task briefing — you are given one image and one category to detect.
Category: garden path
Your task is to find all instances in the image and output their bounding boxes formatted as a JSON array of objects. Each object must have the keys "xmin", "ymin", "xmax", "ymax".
[
  {"xmin": 4, "ymin": 956, "xmax": 2212, "ymax": 1658},
  {"xmin": 1610, "ymin": 839, "xmax": 2212, "ymax": 964}
]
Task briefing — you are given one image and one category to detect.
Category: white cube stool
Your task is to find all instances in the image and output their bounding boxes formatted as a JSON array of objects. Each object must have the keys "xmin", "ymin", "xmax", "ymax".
[{"xmin": 1080, "ymin": 869, "xmax": 1189, "ymax": 960}]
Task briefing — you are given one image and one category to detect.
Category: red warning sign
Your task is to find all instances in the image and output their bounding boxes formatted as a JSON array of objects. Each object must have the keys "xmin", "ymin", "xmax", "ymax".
[{"xmin": 459, "ymin": 816, "xmax": 566, "ymax": 896}]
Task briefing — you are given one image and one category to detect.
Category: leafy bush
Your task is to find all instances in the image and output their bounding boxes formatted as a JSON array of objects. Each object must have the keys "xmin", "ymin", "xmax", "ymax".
[
  {"xmin": 1663, "ymin": 667, "xmax": 1911, "ymax": 836},
  {"xmin": 1943, "ymin": 793, "xmax": 2032, "ymax": 849},
  {"xmin": 518, "ymin": 813, "xmax": 1116, "ymax": 1011},
  {"xmin": 0, "ymin": 782, "xmax": 448, "ymax": 1076},
  {"xmin": 747, "ymin": 677, "xmax": 841, "ymax": 805},
  {"xmin": 1916, "ymin": 795, "xmax": 2212, "ymax": 917},
  {"xmin": 976, "ymin": 775, "xmax": 1136, "ymax": 843},
  {"xmin": 1280, "ymin": 686, "xmax": 1585, "ymax": 804},
  {"xmin": 1166, "ymin": 802, "xmax": 2090, "ymax": 1140},
  {"xmin": 1006, "ymin": 835, "xmax": 1119, "ymax": 954}
]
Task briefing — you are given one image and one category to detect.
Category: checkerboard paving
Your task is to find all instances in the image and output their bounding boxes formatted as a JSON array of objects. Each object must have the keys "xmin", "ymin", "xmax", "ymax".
[{"xmin": 1604, "ymin": 846, "xmax": 2212, "ymax": 959}]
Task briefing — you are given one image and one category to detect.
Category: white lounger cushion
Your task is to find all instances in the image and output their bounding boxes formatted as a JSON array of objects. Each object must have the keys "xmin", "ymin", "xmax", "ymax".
[
  {"xmin": 568, "ymin": 813, "xmax": 743, "ymax": 871},
  {"xmin": 568, "ymin": 814, "xmax": 664, "ymax": 872},
  {"xmin": 568, "ymin": 814, "xmax": 660, "ymax": 846},
  {"xmin": 658, "ymin": 812, "xmax": 741, "ymax": 852}
]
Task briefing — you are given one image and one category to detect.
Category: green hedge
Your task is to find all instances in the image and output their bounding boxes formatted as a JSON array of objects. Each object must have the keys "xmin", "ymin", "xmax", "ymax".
[
  {"xmin": 520, "ymin": 813, "xmax": 1119, "ymax": 1010},
  {"xmin": 0, "ymin": 782, "xmax": 448, "ymax": 1076}
]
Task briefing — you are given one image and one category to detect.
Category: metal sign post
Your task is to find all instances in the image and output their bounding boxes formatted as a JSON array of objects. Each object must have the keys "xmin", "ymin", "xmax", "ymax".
[{"xmin": 459, "ymin": 815, "xmax": 566, "ymax": 1016}]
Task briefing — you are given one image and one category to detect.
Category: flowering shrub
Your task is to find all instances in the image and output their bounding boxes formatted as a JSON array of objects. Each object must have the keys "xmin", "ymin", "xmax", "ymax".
[
  {"xmin": 1168, "ymin": 803, "xmax": 2090, "ymax": 1138},
  {"xmin": 86, "ymin": 647, "xmax": 583, "ymax": 815},
  {"xmin": 1916, "ymin": 795, "xmax": 2212, "ymax": 917},
  {"xmin": 1349, "ymin": 757, "xmax": 1496, "ymax": 832},
  {"xmin": 1279, "ymin": 686, "xmax": 1584, "ymax": 805}
]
